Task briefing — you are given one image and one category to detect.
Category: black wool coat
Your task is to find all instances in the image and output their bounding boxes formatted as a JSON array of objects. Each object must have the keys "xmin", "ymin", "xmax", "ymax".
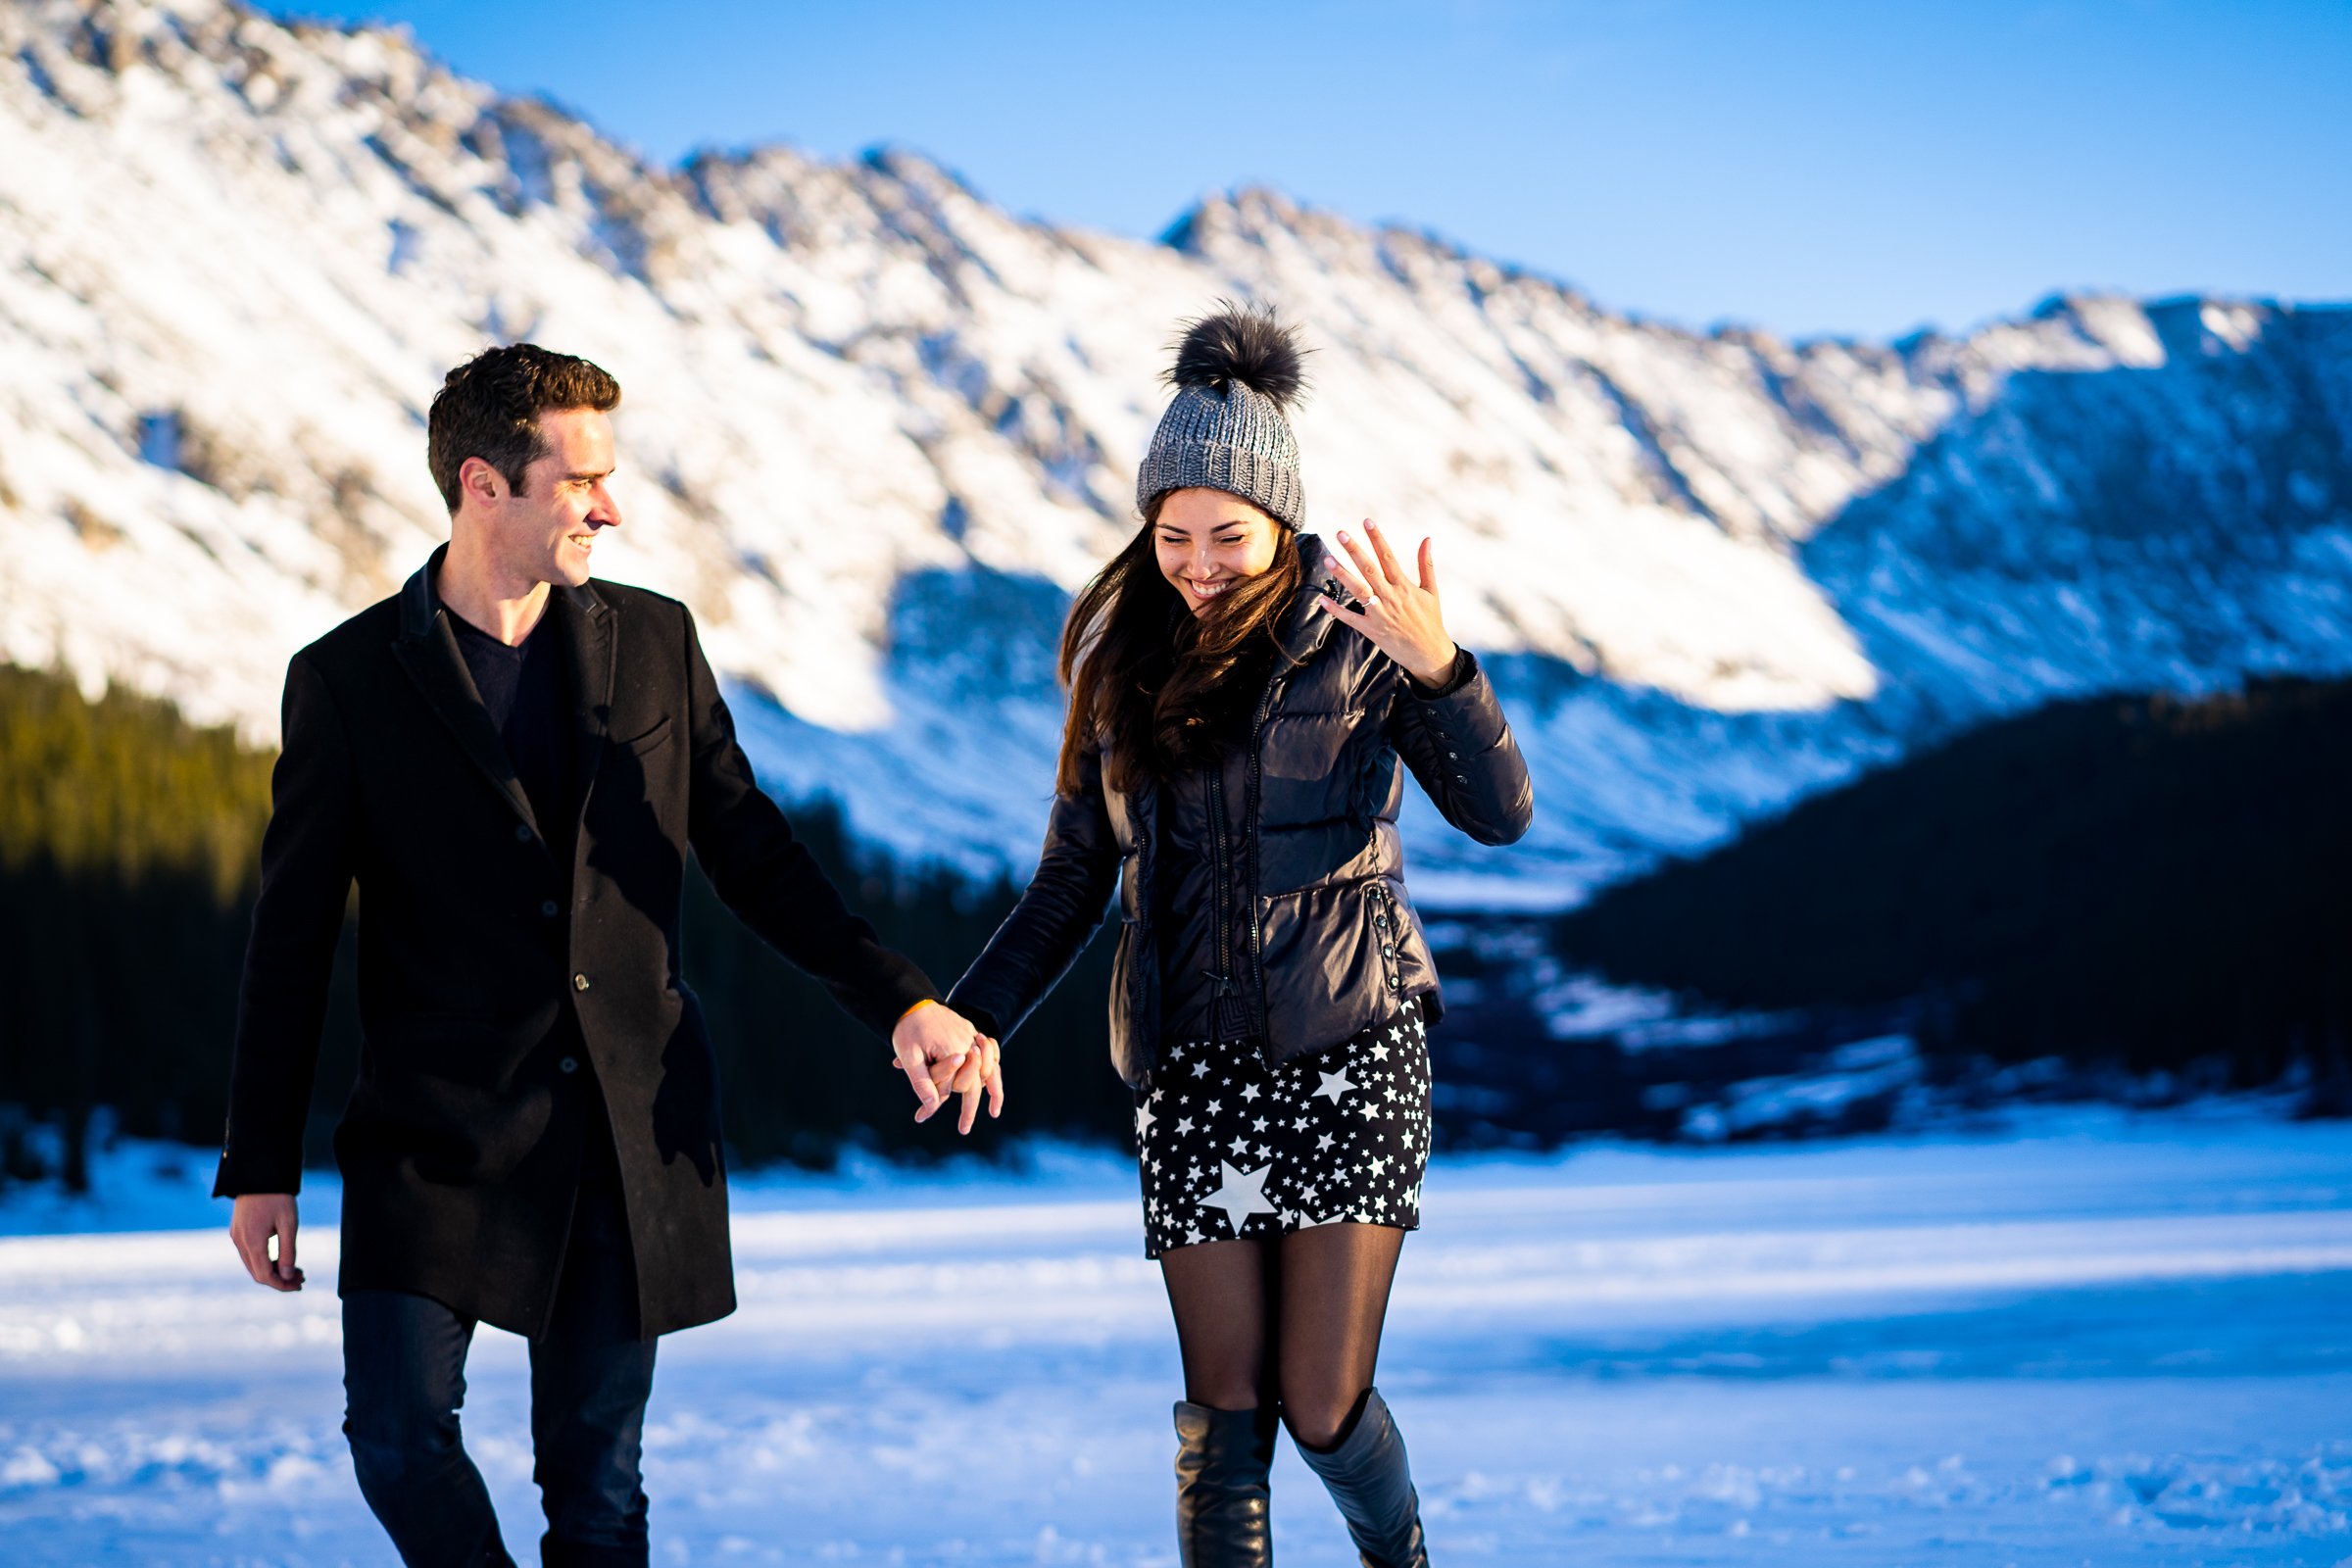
[
  {"xmin": 214, "ymin": 550, "xmax": 937, "ymax": 1338},
  {"xmin": 950, "ymin": 534, "xmax": 1533, "ymax": 1085}
]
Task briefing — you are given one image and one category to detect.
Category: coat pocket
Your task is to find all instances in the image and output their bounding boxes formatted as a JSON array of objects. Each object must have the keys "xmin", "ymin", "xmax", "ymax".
[
  {"xmin": 611, "ymin": 714, "xmax": 674, "ymax": 756},
  {"xmin": 368, "ymin": 1006, "xmax": 552, "ymax": 1091}
]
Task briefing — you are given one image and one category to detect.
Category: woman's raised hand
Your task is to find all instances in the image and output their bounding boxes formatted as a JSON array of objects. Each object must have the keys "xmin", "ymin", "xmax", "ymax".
[{"xmin": 1315, "ymin": 520, "xmax": 1460, "ymax": 688}]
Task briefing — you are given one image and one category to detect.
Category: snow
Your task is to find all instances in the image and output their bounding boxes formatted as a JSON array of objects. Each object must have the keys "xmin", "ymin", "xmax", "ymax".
[
  {"xmin": 4, "ymin": 0, "xmax": 2349, "ymax": 910},
  {"xmin": 1682, "ymin": 1036, "xmax": 1928, "ymax": 1141},
  {"xmin": 4, "ymin": 1114, "xmax": 2350, "ymax": 1562}
]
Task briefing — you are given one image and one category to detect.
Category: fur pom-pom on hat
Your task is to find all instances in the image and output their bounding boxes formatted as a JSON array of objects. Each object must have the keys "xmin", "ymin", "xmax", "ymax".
[
  {"xmin": 1138, "ymin": 301, "xmax": 1308, "ymax": 528},
  {"xmin": 1166, "ymin": 303, "xmax": 1308, "ymax": 410}
]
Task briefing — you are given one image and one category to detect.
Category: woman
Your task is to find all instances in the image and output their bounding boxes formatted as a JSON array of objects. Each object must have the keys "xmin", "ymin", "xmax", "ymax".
[{"xmin": 949, "ymin": 304, "xmax": 1533, "ymax": 1567}]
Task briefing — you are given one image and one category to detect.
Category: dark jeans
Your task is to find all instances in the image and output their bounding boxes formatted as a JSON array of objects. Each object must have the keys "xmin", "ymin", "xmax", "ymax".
[{"xmin": 343, "ymin": 1174, "xmax": 656, "ymax": 1567}]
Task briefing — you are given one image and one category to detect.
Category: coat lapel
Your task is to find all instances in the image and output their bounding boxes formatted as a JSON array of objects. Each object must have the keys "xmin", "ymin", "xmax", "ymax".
[
  {"xmin": 552, "ymin": 581, "xmax": 615, "ymax": 833},
  {"xmin": 389, "ymin": 549, "xmax": 543, "ymax": 843}
]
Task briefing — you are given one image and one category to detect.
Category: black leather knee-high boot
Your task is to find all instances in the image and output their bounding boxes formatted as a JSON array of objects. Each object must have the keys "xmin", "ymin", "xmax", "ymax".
[
  {"xmin": 1173, "ymin": 1401, "xmax": 1276, "ymax": 1568},
  {"xmin": 1290, "ymin": 1388, "xmax": 1429, "ymax": 1568}
]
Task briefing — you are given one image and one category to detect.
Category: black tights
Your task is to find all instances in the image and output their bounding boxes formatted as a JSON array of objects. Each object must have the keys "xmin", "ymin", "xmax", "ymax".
[{"xmin": 1159, "ymin": 1222, "xmax": 1404, "ymax": 1450}]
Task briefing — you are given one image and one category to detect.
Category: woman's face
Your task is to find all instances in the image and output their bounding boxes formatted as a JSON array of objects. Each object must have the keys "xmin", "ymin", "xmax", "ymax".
[{"xmin": 1153, "ymin": 487, "xmax": 1283, "ymax": 617}]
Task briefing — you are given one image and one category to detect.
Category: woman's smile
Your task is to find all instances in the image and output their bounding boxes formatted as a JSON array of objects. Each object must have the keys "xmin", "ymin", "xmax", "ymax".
[{"xmin": 1182, "ymin": 575, "xmax": 1233, "ymax": 603}]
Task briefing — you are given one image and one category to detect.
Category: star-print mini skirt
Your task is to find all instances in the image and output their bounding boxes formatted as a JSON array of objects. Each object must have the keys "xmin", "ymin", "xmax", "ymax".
[{"xmin": 1132, "ymin": 998, "xmax": 1433, "ymax": 1258}]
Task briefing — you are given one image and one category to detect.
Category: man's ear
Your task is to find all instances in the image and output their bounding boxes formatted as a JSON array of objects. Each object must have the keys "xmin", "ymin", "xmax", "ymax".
[{"xmin": 459, "ymin": 456, "xmax": 504, "ymax": 506}]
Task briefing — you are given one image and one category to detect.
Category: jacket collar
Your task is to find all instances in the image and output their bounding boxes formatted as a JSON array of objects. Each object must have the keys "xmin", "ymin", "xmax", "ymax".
[
  {"xmin": 1273, "ymin": 531, "xmax": 1344, "ymax": 665},
  {"xmin": 390, "ymin": 545, "xmax": 617, "ymax": 846},
  {"xmin": 395, "ymin": 543, "xmax": 612, "ymax": 640}
]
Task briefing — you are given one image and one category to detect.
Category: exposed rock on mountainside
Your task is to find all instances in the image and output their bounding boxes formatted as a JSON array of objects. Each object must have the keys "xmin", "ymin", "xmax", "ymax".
[{"xmin": 3, "ymin": 0, "xmax": 2347, "ymax": 905}]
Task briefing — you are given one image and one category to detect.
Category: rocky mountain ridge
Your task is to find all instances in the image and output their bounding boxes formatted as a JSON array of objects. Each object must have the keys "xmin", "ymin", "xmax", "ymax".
[{"xmin": 3, "ymin": 0, "xmax": 2347, "ymax": 905}]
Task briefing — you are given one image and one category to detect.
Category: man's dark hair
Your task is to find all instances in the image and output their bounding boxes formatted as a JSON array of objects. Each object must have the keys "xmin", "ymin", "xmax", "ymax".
[{"xmin": 426, "ymin": 344, "xmax": 621, "ymax": 513}]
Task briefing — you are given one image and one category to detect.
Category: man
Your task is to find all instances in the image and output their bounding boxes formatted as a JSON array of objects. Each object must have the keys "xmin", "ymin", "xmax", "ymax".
[{"xmin": 216, "ymin": 343, "xmax": 1002, "ymax": 1567}]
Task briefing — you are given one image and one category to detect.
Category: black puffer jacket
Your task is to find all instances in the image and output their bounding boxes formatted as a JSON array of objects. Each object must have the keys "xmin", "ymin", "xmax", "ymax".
[{"xmin": 951, "ymin": 536, "xmax": 1534, "ymax": 1086}]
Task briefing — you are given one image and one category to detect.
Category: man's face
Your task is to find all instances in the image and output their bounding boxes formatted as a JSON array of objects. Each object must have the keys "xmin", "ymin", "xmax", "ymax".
[{"xmin": 463, "ymin": 407, "xmax": 621, "ymax": 588}]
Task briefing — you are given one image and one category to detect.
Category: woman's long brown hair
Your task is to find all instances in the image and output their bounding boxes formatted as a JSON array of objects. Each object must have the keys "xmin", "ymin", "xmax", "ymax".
[{"xmin": 1055, "ymin": 496, "xmax": 1303, "ymax": 795}]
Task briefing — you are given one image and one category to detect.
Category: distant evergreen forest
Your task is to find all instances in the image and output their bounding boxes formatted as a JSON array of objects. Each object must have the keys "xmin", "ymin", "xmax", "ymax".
[
  {"xmin": 14, "ymin": 660, "xmax": 2344, "ymax": 1192},
  {"xmin": 0, "ymin": 663, "xmax": 1126, "ymax": 1190},
  {"xmin": 1554, "ymin": 675, "xmax": 2352, "ymax": 1087}
]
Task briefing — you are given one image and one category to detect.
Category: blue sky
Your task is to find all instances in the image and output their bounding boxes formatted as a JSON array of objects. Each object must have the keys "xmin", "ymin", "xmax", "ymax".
[{"xmin": 276, "ymin": 0, "xmax": 2350, "ymax": 341}]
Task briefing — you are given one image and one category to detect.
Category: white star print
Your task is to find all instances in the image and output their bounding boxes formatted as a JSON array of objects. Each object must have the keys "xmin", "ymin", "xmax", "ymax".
[
  {"xmin": 1136, "ymin": 1102, "xmax": 1156, "ymax": 1138},
  {"xmin": 1200, "ymin": 1162, "xmax": 1277, "ymax": 1232},
  {"xmin": 1314, "ymin": 1069, "xmax": 1357, "ymax": 1103},
  {"xmin": 1147, "ymin": 1015, "xmax": 1437, "ymax": 1253}
]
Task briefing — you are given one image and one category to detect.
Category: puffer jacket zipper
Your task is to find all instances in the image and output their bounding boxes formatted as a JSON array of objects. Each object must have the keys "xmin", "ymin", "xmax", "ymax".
[
  {"xmin": 1204, "ymin": 765, "xmax": 1236, "ymax": 1019},
  {"xmin": 1242, "ymin": 670, "xmax": 1287, "ymax": 1024}
]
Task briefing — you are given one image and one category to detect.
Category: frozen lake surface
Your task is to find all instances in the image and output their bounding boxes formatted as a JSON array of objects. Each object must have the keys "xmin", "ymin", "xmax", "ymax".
[{"xmin": 3, "ymin": 1110, "xmax": 2350, "ymax": 1564}]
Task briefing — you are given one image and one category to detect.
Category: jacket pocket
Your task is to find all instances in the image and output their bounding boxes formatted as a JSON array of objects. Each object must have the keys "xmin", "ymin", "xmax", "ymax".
[
  {"xmin": 612, "ymin": 714, "xmax": 674, "ymax": 756},
  {"xmin": 368, "ymin": 1006, "xmax": 549, "ymax": 1091}
]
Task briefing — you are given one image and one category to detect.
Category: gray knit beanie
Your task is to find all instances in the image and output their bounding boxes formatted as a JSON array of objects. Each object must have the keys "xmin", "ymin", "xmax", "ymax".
[{"xmin": 1136, "ymin": 303, "xmax": 1308, "ymax": 529}]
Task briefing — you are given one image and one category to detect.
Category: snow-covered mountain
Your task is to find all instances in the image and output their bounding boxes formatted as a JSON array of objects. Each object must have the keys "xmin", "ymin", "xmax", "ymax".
[{"xmin": 4, "ymin": 0, "xmax": 2348, "ymax": 906}]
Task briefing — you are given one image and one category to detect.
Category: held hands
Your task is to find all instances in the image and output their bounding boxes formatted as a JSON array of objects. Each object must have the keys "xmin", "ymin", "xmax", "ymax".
[
  {"xmin": 1314, "ymin": 520, "xmax": 1459, "ymax": 688},
  {"xmin": 229, "ymin": 1193, "xmax": 304, "ymax": 1291},
  {"xmin": 892, "ymin": 1001, "xmax": 1005, "ymax": 1135},
  {"xmin": 229, "ymin": 1011, "xmax": 1004, "ymax": 1298}
]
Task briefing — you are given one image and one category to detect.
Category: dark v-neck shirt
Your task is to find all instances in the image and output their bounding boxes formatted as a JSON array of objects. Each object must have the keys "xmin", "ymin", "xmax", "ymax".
[
  {"xmin": 447, "ymin": 606, "xmax": 576, "ymax": 882},
  {"xmin": 448, "ymin": 602, "xmax": 623, "ymax": 1194}
]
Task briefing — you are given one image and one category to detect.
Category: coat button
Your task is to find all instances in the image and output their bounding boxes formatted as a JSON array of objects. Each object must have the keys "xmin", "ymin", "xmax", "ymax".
[
  {"xmin": 573, "ymin": 973, "xmax": 591, "ymax": 992},
  {"xmin": 514, "ymin": 824, "xmax": 532, "ymax": 843},
  {"xmin": 1452, "ymin": 773, "xmax": 1469, "ymax": 784},
  {"xmin": 1446, "ymin": 750, "xmax": 1459, "ymax": 760},
  {"xmin": 1381, "ymin": 943, "xmax": 1396, "ymax": 957},
  {"xmin": 558, "ymin": 1055, "xmax": 578, "ymax": 1074},
  {"xmin": 541, "ymin": 900, "xmax": 561, "ymax": 918}
]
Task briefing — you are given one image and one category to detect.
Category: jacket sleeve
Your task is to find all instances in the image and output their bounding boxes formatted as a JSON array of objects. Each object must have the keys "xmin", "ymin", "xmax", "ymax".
[
  {"xmin": 214, "ymin": 653, "xmax": 356, "ymax": 1198},
  {"xmin": 682, "ymin": 606, "xmax": 938, "ymax": 1039},
  {"xmin": 1384, "ymin": 648, "xmax": 1535, "ymax": 846},
  {"xmin": 945, "ymin": 737, "xmax": 1121, "ymax": 1046}
]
